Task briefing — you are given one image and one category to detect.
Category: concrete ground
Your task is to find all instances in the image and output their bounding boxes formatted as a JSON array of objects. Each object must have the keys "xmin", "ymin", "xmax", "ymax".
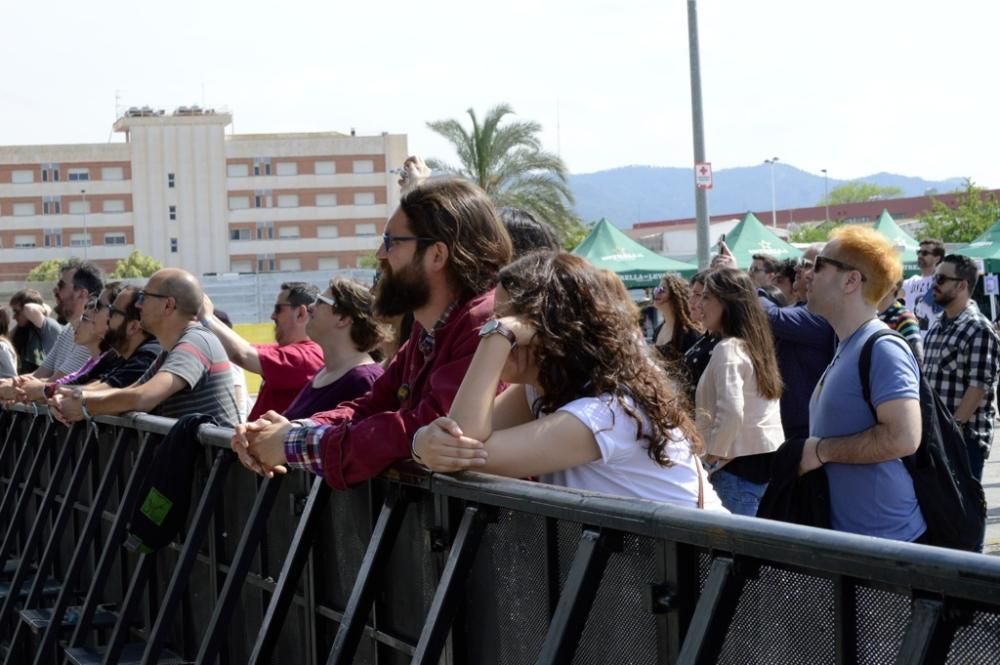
[{"xmin": 984, "ymin": 450, "xmax": 1000, "ymax": 555}]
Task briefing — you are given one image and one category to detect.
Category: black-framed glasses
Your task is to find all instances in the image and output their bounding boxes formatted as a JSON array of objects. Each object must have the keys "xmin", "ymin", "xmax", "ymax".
[
  {"xmin": 814, "ymin": 256, "xmax": 868, "ymax": 282},
  {"xmin": 918, "ymin": 250, "xmax": 937, "ymax": 257},
  {"xmin": 273, "ymin": 303, "xmax": 293, "ymax": 316},
  {"xmin": 135, "ymin": 290, "xmax": 170, "ymax": 305},
  {"xmin": 382, "ymin": 233, "xmax": 434, "ymax": 252},
  {"xmin": 933, "ymin": 273, "xmax": 964, "ymax": 286}
]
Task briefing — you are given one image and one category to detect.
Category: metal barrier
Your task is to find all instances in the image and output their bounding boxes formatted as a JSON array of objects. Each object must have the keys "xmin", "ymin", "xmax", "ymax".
[{"xmin": 1, "ymin": 404, "xmax": 1000, "ymax": 664}]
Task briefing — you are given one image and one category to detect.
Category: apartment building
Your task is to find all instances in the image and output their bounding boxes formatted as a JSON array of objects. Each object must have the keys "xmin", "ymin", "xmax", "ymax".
[{"xmin": 0, "ymin": 108, "xmax": 407, "ymax": 280}]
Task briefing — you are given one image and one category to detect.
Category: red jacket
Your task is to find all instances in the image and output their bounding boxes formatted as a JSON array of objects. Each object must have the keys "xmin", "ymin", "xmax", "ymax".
[{"xmin": 312, "ymin": 291, "xmax": 495, "ymax": 489}]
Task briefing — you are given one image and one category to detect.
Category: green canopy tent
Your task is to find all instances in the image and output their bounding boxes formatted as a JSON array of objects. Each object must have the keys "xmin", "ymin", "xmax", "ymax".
[
  {"xmin": 872, "ymin": 209, "xmax": 920, "ymax": 275},
  {"xmin": 712, "ymin": 212, "xmax": 802, "ymax": 268},
  {"xmin": 956, "ymin": 218, "xmax": 1000, "ymax": 273},
  {"xmin": 572, "ymin": 219, "xmax": 697, "ymax": 287}
]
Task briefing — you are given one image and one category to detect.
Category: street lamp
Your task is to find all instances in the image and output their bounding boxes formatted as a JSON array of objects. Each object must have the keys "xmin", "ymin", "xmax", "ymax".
[
  {"xmin": 764, "ymin": 157, "xmax": 779, "ymax": 227},
  {"xmin": 80, "ymin": 189, "xmax": 88, "ymax": 260},
  {"xmin": 821, "ymin": 169, "xmax": 830, "ymax": 221}
]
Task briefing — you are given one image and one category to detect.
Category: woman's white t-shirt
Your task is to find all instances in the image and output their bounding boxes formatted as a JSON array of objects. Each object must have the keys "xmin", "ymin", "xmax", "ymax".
[{"xmin": 525, "ymin": 387, "xmax": 726, "ymax": 512}]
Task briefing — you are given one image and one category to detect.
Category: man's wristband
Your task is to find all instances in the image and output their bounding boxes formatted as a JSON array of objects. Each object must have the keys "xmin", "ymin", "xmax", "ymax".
[{"xmin": 815, "ymin": 437, "xmax": 826, "ymax": 465}]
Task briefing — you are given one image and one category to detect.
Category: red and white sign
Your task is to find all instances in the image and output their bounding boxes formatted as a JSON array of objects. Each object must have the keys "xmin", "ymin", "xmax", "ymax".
[{"xmin": 695, "ymin": 161, "xmax": 713, "ymax": 190}]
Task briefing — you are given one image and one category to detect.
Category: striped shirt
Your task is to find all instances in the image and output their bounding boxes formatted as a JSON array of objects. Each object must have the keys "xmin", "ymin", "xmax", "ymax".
[
  {"xmin": 138, "ymin": 324, "xmax": 240, "ymax": 426},
  {"xmin": 39, "ymin": 323, "xmax": 91, "ymax": 377},
  {"xmin": 878, "ymin": 300, "xmax": 924, "ymax": 363}
]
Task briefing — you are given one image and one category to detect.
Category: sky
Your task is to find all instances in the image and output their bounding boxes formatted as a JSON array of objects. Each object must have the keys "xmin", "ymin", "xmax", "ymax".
[{"xmin": 2, "ymin": 0, "xmax": 997, "ymax": 187}]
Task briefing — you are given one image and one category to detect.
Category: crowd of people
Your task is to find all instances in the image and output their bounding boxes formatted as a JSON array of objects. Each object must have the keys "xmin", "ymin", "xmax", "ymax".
[{"xmin": 3, "ymin": 157, "xmax": 996, "ymax": 551}]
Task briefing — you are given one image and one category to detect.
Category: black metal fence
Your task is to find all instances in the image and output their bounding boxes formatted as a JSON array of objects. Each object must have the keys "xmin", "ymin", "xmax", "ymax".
[{"xmin": 1, "ymin": 404, "xmax": 999, "ymax": 664}]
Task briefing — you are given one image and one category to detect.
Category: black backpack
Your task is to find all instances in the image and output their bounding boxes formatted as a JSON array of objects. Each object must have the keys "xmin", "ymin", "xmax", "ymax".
[{"xmin": 859, "ymin": 329, "xmax": 987, "ymax": 551}]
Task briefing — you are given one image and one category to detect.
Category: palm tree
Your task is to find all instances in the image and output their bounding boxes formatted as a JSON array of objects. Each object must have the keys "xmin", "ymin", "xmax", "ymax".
[{"xmin": 426, "ymin": 104, "xmax": 584, "ymax": 246}]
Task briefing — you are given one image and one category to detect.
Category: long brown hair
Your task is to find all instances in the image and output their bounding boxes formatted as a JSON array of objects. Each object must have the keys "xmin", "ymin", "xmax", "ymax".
[
  {"xmin": 498, "ymin": 251, "xmax": 702, "ymax": 465},
  {"xmin": 655, "ymin": 274, "xmax": 700, "ymax": 355},
  {"xmin": 702, "ymin": 269, "xmax": 783, "ymax": 400}
]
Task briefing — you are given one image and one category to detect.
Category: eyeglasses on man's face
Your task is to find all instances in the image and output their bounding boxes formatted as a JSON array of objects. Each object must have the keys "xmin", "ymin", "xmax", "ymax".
[
  {"xmin": 918, "ymin": 250, "xmax": 937, "ymax": 257},
  {"xmin": 933, "ymin": 273, "xmax": 964, "ymax": 286},
  {"xmin": 813, "ymin": 255, "xmax": 868, "ymax": 282},
  {"xmin": 135, "ymin": 290, "xmax": 170, "ymax": 306},
  {"xmin": 382, "ymin": 233, "xmax": 433, "ymax": 253}
]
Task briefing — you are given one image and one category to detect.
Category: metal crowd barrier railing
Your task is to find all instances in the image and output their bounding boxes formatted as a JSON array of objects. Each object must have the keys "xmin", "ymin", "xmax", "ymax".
[{"xmin": 0, "ymin": 403, "xmax": 999, "ymax": 664}]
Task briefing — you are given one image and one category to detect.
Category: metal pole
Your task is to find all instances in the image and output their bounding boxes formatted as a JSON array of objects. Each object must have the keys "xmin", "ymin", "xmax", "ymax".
[
  {"xmin": 822, "ymin": 168, "xmax": 830, "ymax": 221},
  {"xmin": 766, "ymin": 157, "xmax": 779, "ymax": 227},
  {"xmin": 80, "ymin": 189, "xmax": 88, "ymax": 260},
  {"xmin": 687, "ymin": 0, "xmax": 711, "ymax": 268}
]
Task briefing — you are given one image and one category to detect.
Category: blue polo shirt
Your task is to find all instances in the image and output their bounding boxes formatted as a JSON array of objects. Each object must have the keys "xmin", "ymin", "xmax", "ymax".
[{"xmin": 809, "ymin": 319, "xmax": 926, "ymax": 541}]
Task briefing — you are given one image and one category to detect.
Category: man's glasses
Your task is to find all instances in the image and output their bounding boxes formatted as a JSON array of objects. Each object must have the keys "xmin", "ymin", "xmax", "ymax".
[
  {"xmin": 382, "ymin": 233, "xmax": 433, "ymax": 252},
  {"xmin": 135, "ymin": 290, "xmax": 170, "ymax": 305},
  {"xmin": 273, "ymin": 303, "xmax": 293, "ymax": 316},
  {"xmin": 933, "ymin": 273, "xmax": 964, "ymax": 286},
  {"xmin": 918, "ymin": 250, "xmax": 937, "ymax": 257},
  {"xmin": 814, "ymin": 256, "xmax": 868, "ymax": 282}
]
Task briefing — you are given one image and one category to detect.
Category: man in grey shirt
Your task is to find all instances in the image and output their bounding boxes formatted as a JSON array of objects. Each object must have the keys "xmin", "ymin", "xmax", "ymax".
[
  {"xmin": 0, "ymin": 260, "xmax": 102, "ymax": 401},
  {"xmin": 53, "ymin": 268, "xmax": 239, "ymax": 427}
]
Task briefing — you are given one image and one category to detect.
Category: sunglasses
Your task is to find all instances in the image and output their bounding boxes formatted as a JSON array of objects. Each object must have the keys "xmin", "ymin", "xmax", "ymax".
[
  {"xmin": 652, "ymin": 286, "xmax": 666, "ymax": 297},
  {"xmin": 917, "ymin": 250, "xmax": 937, "ymax": 257},
  {"xmin": 273, "ymin": 303, "xmax": 293, "ymax": 316},
  {"xmin": 382, "ymin": 233, "xmax": 433, "ymax": 252},
  {"xmin": 135, "ymin": 290, "xmax": 170, "ymax": 305},
  {"xmin": 315, "ymin": 293, "xmax": 338, "ymax": 308},
  {"xmin": 933, "ymin": 274, "xmax": 964, "ymax": 286},
  {"xmin": 814, "ymin": 256, "xmax": 867, "ymax": 282}
]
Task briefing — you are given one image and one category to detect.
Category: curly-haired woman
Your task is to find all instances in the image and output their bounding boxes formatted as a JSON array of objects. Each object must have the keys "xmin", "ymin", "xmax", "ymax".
[
  {"xmin": 695, "ymin": 268, "xmax": 784, "ymax": 516},
  {"xmin": 412, "ymin": 251, "xmax": 725, "ymax": 509}
]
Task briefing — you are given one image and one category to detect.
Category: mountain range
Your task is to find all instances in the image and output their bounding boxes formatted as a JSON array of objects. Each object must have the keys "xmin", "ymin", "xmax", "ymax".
[{"xmin": 568, "ymin": 164, "xmax": 968, "ymax": 229}]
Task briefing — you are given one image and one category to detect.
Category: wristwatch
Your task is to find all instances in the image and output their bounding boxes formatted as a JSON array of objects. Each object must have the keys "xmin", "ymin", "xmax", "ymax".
[{"xmin": 479, "ymin": 319, "xmax": 517, "ymax": 348}]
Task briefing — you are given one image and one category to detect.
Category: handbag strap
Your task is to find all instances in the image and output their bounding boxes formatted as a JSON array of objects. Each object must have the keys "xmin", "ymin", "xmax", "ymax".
[{"xmin": 697, "ymin": 462, "xmax": 705, "ymax": 509}]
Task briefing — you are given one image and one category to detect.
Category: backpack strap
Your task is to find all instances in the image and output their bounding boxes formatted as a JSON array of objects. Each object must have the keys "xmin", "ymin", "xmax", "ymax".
[{"xmin": 858, "ymin": 328, "xmax": 908, "ymax": 418}]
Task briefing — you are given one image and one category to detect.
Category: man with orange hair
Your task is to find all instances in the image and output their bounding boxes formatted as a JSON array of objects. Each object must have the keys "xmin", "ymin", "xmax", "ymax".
[{"xmin": 801, "ymin": 226, "xmax": 927, "ymax": 542}]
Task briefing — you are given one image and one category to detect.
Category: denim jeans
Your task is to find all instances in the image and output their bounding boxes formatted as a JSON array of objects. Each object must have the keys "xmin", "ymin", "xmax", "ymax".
[{"xmin": 709, "ymin": 467, "xmax": 768, "ymax": 517}]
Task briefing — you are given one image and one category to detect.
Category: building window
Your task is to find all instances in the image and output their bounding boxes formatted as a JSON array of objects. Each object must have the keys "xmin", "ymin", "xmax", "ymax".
[
  {"xmin": 253, "ymin": 158, "xmax": 272, "ymax": 176},
  {"xmin": 230, "ymin": 228, "xmax": 250, "ymax": 241},
  {"xmin": 354, "ymin": 192, "xmax": 376, "ymax": 206},
  {"xmin": 317, "ymin": 225, "xmax": 339, "ymax": 239},
  {"xmin": 354, "ymin": 223, "xmax": 377, "ymax": 236},
  {"xmin": 67, "ymin": 168, "xmax": 90, "ymax": 181},
  {"xmin": 256, "ymin": 222, "xmax": 274, "ymax": 240},
  {"xmin": 14, "ymin": 235, "xmax": 37, "ymax": 248},
  {"xmin": 103, "ymin": 199, "xmax": 126, "ymax": 213},
  {"xmin": 170, "ymin": 237, "xmax": 178, "ymax": 253},
  {"xmin": 12, "ymin": 202, "xmax": 36, "ymax": 216},
  {"xmin": 278, "ymin": 225, "xmax": 300, "ymax": 239},
  {"xmin": 11, "ymin": 170, "xmax": 34, "ymax": 184},
  {"xmin": 42, "ymin": 196, "xmax": 61, "ymax": 215},
  {"xmin": 314, "ymin": 161, "xmax": 336, "ymax": 175},
  {"xmin": 227, "ymin": 163, "xmax": 249, "ymax": 177},
  {"xmin": 316, "ymin": 193, "xmax": 337, "ymax": 207},
  {"xmin": 352, "ymin": 160, "xmax": 375, "ymax": 174},
  {"xmin": 318, "ymin": 256, "xmax": 340, "ymax": 270},
  {"xmin": 280, "ymin": 258, "xmax": 301, "ymax": 271},
  {"xmin": 41, "ymin": 164, "xmax": 60, "ymax": 182},
  {"xmin": 68, "ymin": 200, "xmax": 91, "ymax": 215},
  {"xmin": 228, "ymin": 196, "xmax": 250, "ymax": 210},
  {"xmin": 168, "ymin": 205, "xmax": 177, "ymax": 221},
  {"xmin": 276, "ymin": 162, "xmax": 298, "ymax": 176},
  {"xmin": 43, "ymin": 229, "xmax": 62, "ymax": 247},
  {"xmin": 167, "ymin": 173, "xmax": 175, "ymax": 188},
  {"xmin": 254, "ymin": 190, "xmax": 272, "ymax": 208},
  {"xmin": 230, "ymin": 259, "xmax": 253, "ymax": 273},
  {"xmin": 101, "ymin": 166, "xmax": 124, "ymax": 181},
  {"xmin": 276, "ymin": 194, "xmax": 299, "ymax": 208},
  {"xmin": 257, "ymin": 255, "xmax": 275, "ymax": 272},
  {"xmin": 70, "ymin": 233, "xmax": 93, "ymax": 247},
  {"xmin": 104, "ymin": 233, "xmax": 127, "ymax": 245}
]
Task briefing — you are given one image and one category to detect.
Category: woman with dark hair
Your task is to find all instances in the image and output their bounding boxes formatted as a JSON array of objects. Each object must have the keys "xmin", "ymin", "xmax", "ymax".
[
  {"xmin": 412, "ymin": 251, "xmax": 725, "ymax": 509},
  {"xmin": 651, "ymin": 273, "xmax": 702, "ymax": 363},
  {"xmin": 282, "ymin": 278, "xmax": 387, "ymax": 420},
  {"xmin": 678, "ymin": 270, "xmax": 719, "ymax": 407},
  {"xmin": 0, "ymin": 309, "xmax": 16, "ymax": 379},
  {"xmin": 695, "ymin": 268, "xmax": 784, "ymax": 516}
]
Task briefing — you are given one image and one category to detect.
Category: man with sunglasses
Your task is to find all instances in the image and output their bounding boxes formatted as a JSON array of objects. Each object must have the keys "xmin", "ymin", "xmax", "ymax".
[
  {"xmin": 233, "ymin": 178, "xmax": 513, "ymax": 487},
  {"xmin": 0, "ymin": 260, "xmax": 103, "ymax": 402},
  {"xmin": 54, "ymin": 268, "xmax": 240, "ymax": 427},
  {"xmin": 923, "ymin": 255, "xmax": 1000, "ymax": 484},
  {"xmin": 800, "ymin": 226, "xmax": 927, "ymax": 543},
  {"xmin": 902, "ymin": 239, "xmax": 945, "ymax": 336},
  {"xmin": 201, "ymin": 282, "xmax": 324, "ymax": 419}
]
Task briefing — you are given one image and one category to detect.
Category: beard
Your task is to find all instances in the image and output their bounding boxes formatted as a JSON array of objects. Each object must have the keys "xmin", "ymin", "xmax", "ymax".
[
  {"xmin": 103, "ymin": 321, "xmax": 130, "ymax": 354},
  {"xmin": 932, "ymin": 289, "xmax": 954, "ymax": 307},
  {"xmin": 374, "ymin": 258, "xmax": 430, "ymax": 318}
]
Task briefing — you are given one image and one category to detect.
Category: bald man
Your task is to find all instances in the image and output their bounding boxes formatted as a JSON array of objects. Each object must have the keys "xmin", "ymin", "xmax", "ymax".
[{"xmin": 52, "ymin": 268, "xmax": 240, "ymax": 426}]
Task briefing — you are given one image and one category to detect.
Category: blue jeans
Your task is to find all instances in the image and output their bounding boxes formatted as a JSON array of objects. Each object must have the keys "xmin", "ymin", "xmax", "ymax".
[{"xmin": 710, "ymin": 467, "xmax": 768, "ymax": 517}]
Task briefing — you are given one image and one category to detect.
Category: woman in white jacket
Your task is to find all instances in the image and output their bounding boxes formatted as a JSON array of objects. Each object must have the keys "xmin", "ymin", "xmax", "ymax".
[{"xmin": 695, "ymin": 268, "xmax": 784, "ymax": 516}]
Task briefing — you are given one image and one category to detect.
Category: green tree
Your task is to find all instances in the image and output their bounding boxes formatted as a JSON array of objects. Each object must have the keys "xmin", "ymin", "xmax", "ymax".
[
  {"xmin": 26, "ymin": 258, "xmax": 69, "ymax": 282},
  {"xmin": 426, "ymin": 104, "xmax": 585, "ymax": 244},
  {"xmin": 919, "ymin": 180, "xmax": 1000, "ymax": 243},
  {"xmin": 357, "ymin": 251, "xmax": 378, "ymax": 269},
  {"xmin": 111, "ymin": 251, "xmax": 162, "ymax": 278},
  {"xmin": 818, "ymin": 181, "xmax": 904, "ymax": 206},
  {"xmin": 790, "ymin": 221, "xmax": 838, "ymax": 244}
]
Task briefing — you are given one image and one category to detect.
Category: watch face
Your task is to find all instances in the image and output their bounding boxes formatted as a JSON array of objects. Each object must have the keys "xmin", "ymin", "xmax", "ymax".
[{"xmin": 480, "ymin": 319, "xmax": 500, "ymax": 336}]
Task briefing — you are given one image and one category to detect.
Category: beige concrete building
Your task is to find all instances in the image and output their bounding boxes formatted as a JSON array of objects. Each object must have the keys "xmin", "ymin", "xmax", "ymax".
[{"xmin": 0, "ymin": 108, "xmax": 407, "ymax": 280}]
